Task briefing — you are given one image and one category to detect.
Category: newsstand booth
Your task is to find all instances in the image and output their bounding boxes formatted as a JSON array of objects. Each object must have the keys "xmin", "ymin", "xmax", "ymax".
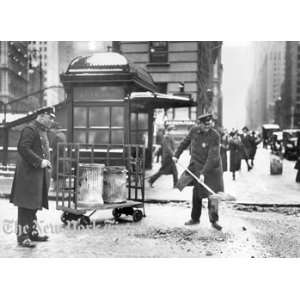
[
  {"xmin": 60, "ymin": 52, "xmax": 194, "ymax": 169},
  {"xmin": 57, "ymin": 52, "xmax": 194, "ymax": 224}
]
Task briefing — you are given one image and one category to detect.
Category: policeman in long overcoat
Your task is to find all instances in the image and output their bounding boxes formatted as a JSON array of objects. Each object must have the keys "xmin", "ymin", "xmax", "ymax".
[
  {"xmin": 149, "ymin": 125, "xmax": 178, "ymax": 187},
  {"xmin": 173, "ymin": 114, "xmax": 223, "ymax": 230},
  {"xmin": 10, "ymin": 107, "xmax": 55, "ymax": 248}
]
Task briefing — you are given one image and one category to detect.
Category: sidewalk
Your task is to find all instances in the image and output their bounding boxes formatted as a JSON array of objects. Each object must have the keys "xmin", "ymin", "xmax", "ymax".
[{"xmin": 1, "ymin": 148, "xmax": 300, "ymax": 205}]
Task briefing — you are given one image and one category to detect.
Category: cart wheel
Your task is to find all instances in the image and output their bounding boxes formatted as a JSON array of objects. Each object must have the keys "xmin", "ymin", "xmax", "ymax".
[
  {"xmin": 112, "ymin": 208, "xmax": 121, "ymax": 219},
  {"xmin": 61, "ymin": 212, "xmax": 69, "ymax": 225},
  {"xmin": 79, "ymin": 216, "xmax": 91, "ymax": 226},
  {"xmin": 122, "ymin": 207, "xmax": 134, "ymax": 216},
  {"xmin": 132, "ymin": 210, "xmax": 143, "ymax": 222}
]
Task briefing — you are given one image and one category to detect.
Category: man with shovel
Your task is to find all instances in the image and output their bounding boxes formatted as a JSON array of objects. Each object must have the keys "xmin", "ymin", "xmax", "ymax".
[{"xmin": 172, "ymin": 113, "xmax": 224, "ymax": 230}]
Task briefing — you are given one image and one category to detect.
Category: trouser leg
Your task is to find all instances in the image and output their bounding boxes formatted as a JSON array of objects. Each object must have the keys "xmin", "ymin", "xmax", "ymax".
[
  {"xmin": 191, "ymin": 185, "xmax": 202, "ymax": 221},
  {"xmin": 208, "ymin": 197, "xmax": 219, "ymax": 223},
  {"xmin": 171, "ymin": 164, "xmax": 178, "ymax": 187},
  {"xmin": 149, "ymin": 169, "xmax": 163, "ymax": 185},
  {"xmin": 17, "ymin": 207, "xmax": 36, "ymax": 243}
]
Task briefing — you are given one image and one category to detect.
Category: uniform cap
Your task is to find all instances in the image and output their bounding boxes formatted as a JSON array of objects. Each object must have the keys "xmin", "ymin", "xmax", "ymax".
[
  {"xmin": 197, "ymin": 113, "xmax": 213, "ymax": 125},
  {"xmin": 37, "ymin": 106, "xmax": 56, "ymax": 118}
]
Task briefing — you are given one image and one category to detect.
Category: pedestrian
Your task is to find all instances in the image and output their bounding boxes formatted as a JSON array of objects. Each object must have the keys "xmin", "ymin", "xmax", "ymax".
[
  {"xmin": 220, "ymin": 129, "xmax": 229, "ymax": 172},
  {"xmin": 228, "ymin": 130, "xmax": 242, "ymax": 180},
  {"xmin": 48, "ymin": 122, "xmax": 67, "ymax": 192},
  {"xmin": 240, "ymin": 126, "xmax": 252, "ymax": 171},
  {"xmin": 149, "ymin": 125, "xmax": 178, "ymax": 188},
  {"xmin": 173, "ymin": 113, "xmax": 223, "ymax": 230},
  {"xmin": 294, "ymin": 132, "xmax": 300, "ymax": 183},
  {"xmin": 154, "ymin": 127, "xmax": 164, "ymax": 163},
  {"xmin": 10, "ymin": 107, "xmax": 55, "ymax": 248},
  {"xmin": 248, "ymin": 131, "xmax": 261, "ymax": 167}
]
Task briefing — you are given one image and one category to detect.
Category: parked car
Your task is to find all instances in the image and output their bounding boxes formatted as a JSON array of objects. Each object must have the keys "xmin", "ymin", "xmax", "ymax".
[
  {"xmin": 262, "ymin": 124, "xmax": 280, "ymax": 148},
  {"xmin": 282, "ymin": 129, "xmax": 300, "ymax": 160},
  {"xmin": 270, "ymin": 131, "xmax": 283, "ymax": 156}
]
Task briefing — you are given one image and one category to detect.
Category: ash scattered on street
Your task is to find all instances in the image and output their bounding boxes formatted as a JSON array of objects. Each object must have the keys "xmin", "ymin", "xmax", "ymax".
[{"xmin": 133, "ymin": 227, "xmax": 230, "ymax": 244}]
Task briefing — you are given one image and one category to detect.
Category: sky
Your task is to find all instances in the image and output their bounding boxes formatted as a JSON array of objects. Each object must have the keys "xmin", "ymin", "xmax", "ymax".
[{"xmin": 222, "ymin": 42, "xmax": 254, "ymax": 130}]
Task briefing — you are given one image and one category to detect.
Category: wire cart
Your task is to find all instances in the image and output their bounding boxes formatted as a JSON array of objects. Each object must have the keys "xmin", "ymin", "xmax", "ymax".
[{"xmin": 56, "ymin": 143, "xmax": 146, "ymax": 226}]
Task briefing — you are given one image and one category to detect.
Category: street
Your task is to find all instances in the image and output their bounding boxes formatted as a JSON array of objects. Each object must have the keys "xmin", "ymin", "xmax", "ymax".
[{"xmin": 0, "ymin": 146, "xmax": 299, "ymax": 257}]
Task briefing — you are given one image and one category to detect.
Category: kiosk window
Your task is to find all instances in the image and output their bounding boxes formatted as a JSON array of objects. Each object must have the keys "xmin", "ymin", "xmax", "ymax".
[
  {"xmin": 74, "ymin": 130, "xmax": 86, "ymax": 143},
  {"xmin": 88, "ymin": 130, "xmax": 109, "ymax": 144},
  {"xmin": 111, "ymin": 107, "xmax": 124, "ymax": 127},
  {"xmin": 89, "ymin": 107, "xmax": 109, "ymax": 127},
  {"xmin": 111, "ymin": 130, "xmax": 124, "ymax": 144},
  {"xmin": 74, "ymin": 107, "xmax": 87, "ymax": 127}
]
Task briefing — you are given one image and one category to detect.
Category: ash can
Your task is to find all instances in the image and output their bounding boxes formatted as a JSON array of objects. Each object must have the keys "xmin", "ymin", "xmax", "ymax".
[
  {"xmin": 77, "ymin": 163, "xmax": 105, "ymax": 207},
  {"xmin": 103, "ymin": 166, "xmax": 127, "ymax": 204}
]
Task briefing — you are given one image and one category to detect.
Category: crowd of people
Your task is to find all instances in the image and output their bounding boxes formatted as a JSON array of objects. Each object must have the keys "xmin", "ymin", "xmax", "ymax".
[
  {"xmin": 220, "ymin": 126, "xmax": 261, "ymax": 180},
  {"xmin": 153, "ymin": 122, "xmax": 262, "ymax": 184}
]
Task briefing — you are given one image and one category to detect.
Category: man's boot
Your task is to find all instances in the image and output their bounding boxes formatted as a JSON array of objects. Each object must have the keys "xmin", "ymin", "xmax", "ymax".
[
  {"xmin": 184, "ymin": 219, "xmax": 200, "ymax": 226},
  {"xmin": 211, "ymin": 222, "xmax": 222, "ymax": 231}
]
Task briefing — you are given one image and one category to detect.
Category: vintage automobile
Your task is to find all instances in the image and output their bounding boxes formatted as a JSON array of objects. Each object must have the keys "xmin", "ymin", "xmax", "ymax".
[
  {"xmin": 261, "ymin": 124, "xmax": 281, "ymax": 148},
  {"xmin": 282, "ymin": 129, "xmax": 300, "ymax": 160}
]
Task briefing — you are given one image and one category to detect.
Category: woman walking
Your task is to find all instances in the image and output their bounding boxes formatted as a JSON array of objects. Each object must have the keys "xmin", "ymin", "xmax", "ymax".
[{"xmin": 229, "ymin": 131, "xmax": 242, "ymax": 180}]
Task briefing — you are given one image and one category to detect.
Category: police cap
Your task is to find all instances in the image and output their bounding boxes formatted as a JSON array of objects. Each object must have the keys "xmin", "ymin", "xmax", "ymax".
[
  {"xmin": 37, "ymin": 106, "xmax": 56, "ymax": 118},
  {"xmin": 197, "ymin": 113, "xmax": 213, "ymax": 125}
]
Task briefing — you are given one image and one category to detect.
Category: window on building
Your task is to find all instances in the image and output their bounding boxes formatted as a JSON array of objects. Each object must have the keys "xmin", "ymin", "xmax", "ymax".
[{"xmin": 149, "ymin": 41, "xmax": 168, "ymax": 63}]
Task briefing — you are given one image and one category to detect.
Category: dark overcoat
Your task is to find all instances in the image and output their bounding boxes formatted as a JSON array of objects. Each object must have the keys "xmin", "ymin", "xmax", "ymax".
[
  {"xmin": 158, "ymin": 133, "xmax": 177, "ymax": 174},
  {"xmin": 229, "ymin": 138, "xmax": 242, "ymax": 172},
  {"xmin": 174, "ymin": 126, "xmax": 224, "ymax": 198},
  {"xmin": 240, "ymin": 134, "xmax": 252, "ymax": 159},
  {"xmin": 10, "ymin": 121, "xmax": 50, "ymax": 210},
  {"xmin": 248, "ymin": 135, "xmax": 260, "ymax": 159},
  {"xmin": 220, "ymin": 135, "xmax": 229, "ymax": 172}
]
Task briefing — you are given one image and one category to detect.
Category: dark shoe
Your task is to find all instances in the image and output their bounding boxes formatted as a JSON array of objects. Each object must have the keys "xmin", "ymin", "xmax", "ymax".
[
  {"xmin": 232, "ymin": 174, "xmax": 236, "ymax": 181},
  {"xmin": 248, "ymin": 165, "xmax": 252, "ymax": 171},
  {"xmin": 184, "ymin": 219, "xmax": 200, "ymax": 226},
  {"xmin": 30, "ymin": 234, "xmax": 49, "ymax": 242},
  {"xmin": 211, "ymin": 222, "xmax": 222, "ymax": 231},
  {"xmin": 18, "ymin": 238, "xmax": 36, "ymax": 248}
]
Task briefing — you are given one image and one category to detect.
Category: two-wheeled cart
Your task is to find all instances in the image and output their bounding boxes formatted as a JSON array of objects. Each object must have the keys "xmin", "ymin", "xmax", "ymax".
[{"xmin": 55, "ymin": 143, "xmax": 146, "ymax": 226}]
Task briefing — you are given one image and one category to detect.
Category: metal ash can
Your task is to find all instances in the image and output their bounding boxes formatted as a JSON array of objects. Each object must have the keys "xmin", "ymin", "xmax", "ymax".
[
  {"xmin": 77, "ymin": 163, "xmax": 105, "ymax": 207},
  {"xmin": 103, "ymin": 166, "xmax": 127, "ymax": 204}
]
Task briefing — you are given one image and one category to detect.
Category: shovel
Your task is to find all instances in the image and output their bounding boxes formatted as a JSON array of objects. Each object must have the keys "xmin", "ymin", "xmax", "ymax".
[{"xmin": 175, "ymin": 160, "xmax": 236, "ymax": 202}]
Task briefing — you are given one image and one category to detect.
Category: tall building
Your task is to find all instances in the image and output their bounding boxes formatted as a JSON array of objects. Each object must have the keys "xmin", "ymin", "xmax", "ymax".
[
  {"xmin": 279, "ymin": 42, "xmax": 300, "ymax": 129},
  {"xmin": 29, "ymin": 41, "xmax": 112, "ymax": 106},
  {"xmin": 113, "ymin": 41, "xmax": 223, "ymax": 125},
  {"xmin": 246, "ymin": 42, "xmax": 285, "ymax": 129},
  {"xmin": 0, "ymin": 41, "xmax": 29, "ymax": 113}
]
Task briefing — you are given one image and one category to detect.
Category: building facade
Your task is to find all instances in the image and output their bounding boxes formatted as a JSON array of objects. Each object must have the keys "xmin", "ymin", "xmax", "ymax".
[
  {"xmin": 0, "ymin": 41, "xmax": 29, "ymax": 114},
  {"xmin": 279, "ymin": 42, "xmax": 300, "ymax": 129},
  {"xmin": 246, "ymin": 42, "xmax": 285, "ymax": 129},
  {"xmin": 113, "ymin": 41, "xmax": 223, "ymax": 126}
]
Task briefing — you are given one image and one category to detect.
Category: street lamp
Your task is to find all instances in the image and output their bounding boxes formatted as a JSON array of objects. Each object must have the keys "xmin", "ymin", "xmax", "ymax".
[{"xmin": 28, "ymin": 48, "xmax": 44, "ymax": 107}]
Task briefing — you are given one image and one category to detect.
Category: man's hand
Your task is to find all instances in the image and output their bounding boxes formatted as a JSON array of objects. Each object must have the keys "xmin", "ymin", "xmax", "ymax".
[
  {"xmin": 41, "ymin": 159, "xmax": 52, "ymax": 169},
  {"xmin": 172, "ymin": 157, "xmax": 178, "ymax": 163},
  {"xmin": 199, "ymin": 174, "xmax": 204, "ymax": 182}
]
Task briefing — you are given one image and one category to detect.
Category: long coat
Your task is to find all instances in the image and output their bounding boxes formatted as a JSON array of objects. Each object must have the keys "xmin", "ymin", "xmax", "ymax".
[
  {"xmin": 10, "ymin": 121, "xmax": 50, "ymax": 210},
  {"xmin": 240, "ymin": 134, "xmax": 252, "ymax": 159},
  {"xmin": 229, "ymin": 138, "xmax": 242, "ymax": 172},
  {"xmin": 158, "ymin": 132, "xmax": 177, "ymax": 174},
  {"xmin": 220, "ymin": 135, "xmax": 229, "ymax": 172},
  {"xmin": 174, "ymin": 126, "xmax": 224, "ymax": 198}
]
